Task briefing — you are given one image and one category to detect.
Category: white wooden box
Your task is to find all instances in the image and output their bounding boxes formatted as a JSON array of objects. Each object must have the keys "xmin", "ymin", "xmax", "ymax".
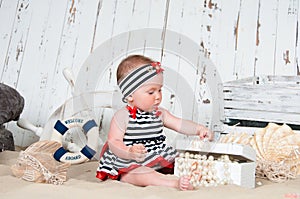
[
  {"xmin": 219, "ymin": 76, "xmax": 300, "ymax": 125},
  {"xmin": 174, "ymin": 139, "xmax": 256, "ymax": 188}
]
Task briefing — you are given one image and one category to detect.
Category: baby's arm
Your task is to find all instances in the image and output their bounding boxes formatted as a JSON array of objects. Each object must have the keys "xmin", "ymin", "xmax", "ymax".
[
  {"xmin": 162, "ymin": 108, "xmax": 214, "ymax": 141},
  {"xmin": 107, "ymin": 114, "xmax": 147, "ymax": 162}
]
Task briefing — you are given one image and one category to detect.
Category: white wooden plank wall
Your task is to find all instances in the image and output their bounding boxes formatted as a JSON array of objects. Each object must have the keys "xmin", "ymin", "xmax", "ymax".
[{"xmin": 1, "ymin": 0, "xmax": 299, "ymax": 147}]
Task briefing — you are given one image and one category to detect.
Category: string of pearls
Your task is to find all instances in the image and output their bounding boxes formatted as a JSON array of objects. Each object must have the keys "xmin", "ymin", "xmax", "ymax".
[{"xmin": 176, "ymin": 152, "xmax": 233, "ymax": 188}]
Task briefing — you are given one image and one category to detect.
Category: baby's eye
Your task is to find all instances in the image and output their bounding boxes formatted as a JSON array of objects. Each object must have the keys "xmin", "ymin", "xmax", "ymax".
[{"xmin": 148, "ymin": 91, "xmax": 154, "ymax": 95}]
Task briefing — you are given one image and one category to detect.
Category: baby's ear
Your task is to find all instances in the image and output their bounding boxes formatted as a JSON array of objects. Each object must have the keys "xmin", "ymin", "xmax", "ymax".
[{"xmin": 127, "ymin": 95, "xmax": 133, "ymax": 102}]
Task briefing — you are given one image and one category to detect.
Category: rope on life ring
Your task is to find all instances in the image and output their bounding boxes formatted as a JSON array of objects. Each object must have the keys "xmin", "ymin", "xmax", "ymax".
[{"xmin": 51, "ymin": 117, "xmax": 99, "ymax": 164}]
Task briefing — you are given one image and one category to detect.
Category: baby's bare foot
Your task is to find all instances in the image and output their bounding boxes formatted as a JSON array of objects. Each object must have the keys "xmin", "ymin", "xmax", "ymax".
[{"xmin": 178, "ymin": 176, "xmax": 194, "ymax": 191}]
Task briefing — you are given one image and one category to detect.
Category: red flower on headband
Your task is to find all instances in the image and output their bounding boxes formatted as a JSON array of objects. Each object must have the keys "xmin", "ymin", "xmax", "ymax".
[
  {"xmin": 127, "ymin": 105, "xmax": 137, "ymax": 119},
  {"xmin": 151, "ymin": 62, "xmax": 164, "ymax": 74}
]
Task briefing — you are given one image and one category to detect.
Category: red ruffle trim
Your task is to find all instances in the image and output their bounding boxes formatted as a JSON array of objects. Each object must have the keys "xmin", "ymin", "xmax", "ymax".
[{"xmin": 96, "ymin": 156, "xmax": 174, "ymax": 181}]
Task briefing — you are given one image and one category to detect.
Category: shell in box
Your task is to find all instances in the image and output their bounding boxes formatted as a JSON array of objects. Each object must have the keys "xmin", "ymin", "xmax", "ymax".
[{"xmin": 175, "ymin": 139, "xmax": 256, "ymax": 188}]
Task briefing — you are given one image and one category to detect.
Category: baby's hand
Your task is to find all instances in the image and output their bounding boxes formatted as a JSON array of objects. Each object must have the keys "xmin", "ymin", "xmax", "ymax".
[
  {"xmin": 128, "ymin": 144, "xmax": 147, "ymax": 162},
  {"xmin": 197, "ymin": 125, "xmax": 214, "ymax": 141}
]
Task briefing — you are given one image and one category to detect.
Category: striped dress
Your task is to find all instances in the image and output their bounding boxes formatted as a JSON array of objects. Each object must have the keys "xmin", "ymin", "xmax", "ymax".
[{"xmin": 96, "ymin": 106, "xmax": 178, "ymax": 180}]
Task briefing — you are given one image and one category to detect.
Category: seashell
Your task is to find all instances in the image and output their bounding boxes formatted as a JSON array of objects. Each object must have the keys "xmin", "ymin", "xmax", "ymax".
[
  {"xmin": 268, "ymin": 134, "xmax": 298, "ymax": 159},
  {"xmin": 261, "ymin": 123, "xmax": 280, "ymax": 156},
  {"xmin": 236, "ymin": 133, "xmax": 252, "ymax": 145},
  {"xmin": 219, "ymin": 132, "xmax": 252, "ymax": 146},
  {"xmin": 11, "ymin": 140, "xmax": 71, "ymax": 185},
  {"xmin": 250, "ymin": 123, "xmax": 300, "ymax": 181},
  {"xmin": 266, "ymin": 124, "xmax": 294, "ymax": 156},
  {"xmin": 268, "ymin": 133, "xmax": 300, "ymax": 173},
  {"xmin": 250, "ymin": 127, "xmax": 266, "ymax": 161}
]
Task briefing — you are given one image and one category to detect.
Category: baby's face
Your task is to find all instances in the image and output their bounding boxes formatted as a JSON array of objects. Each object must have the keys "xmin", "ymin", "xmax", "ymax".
[{"xmin": 130, "ymin": 83, "xmax": 162, "ymax": 112}]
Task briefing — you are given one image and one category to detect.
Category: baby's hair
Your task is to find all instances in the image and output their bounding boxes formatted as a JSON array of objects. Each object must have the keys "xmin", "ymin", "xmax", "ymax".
[{"xmin": 117, "ymin": 55, "xmax": 154, "ymax": 83}]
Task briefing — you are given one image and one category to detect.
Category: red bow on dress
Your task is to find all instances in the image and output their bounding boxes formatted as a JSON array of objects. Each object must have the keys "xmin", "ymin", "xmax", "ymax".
[
  {"xmin": 127, "ymin": 106, "xmax": 137, "ymax": 119},
  {"xmin": 151, "ymin": 62, "xmax": 164, "ymax": 74},
  {"xmin": 154, "ymin": 107, "xmax": 162, "ymax": 117}
]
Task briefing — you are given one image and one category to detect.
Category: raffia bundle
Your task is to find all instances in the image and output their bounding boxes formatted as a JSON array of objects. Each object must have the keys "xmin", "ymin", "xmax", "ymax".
[{"xmin": 11, "ymin": 140, "xmax": 70, "ymax": 185}]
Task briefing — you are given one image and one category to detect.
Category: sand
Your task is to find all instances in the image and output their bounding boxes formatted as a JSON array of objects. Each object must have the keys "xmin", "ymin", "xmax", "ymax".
[{"xmin": 0, "ymin": 150, "xmax": 299, "ymax": 199}]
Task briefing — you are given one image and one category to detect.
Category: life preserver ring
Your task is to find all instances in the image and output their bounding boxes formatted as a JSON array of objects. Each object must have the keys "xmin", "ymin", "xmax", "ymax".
[{"xmin": 51, "ymin": 117, "xmax": 99, "ymax": 164}]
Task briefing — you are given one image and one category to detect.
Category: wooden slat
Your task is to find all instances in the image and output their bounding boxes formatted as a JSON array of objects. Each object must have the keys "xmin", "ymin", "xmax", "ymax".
[
  {"xmin": 164, "ymin": 0, "xmax": 199, "ymax": 121},
  {"xmin": 254, "ymin": 0, "xmax": 278, "ymax": 75},
  {"xmin": 0, "ymin": 0, "xmax": 31, "ymax": 88},
  {"xmin": 0, "ymin": 0, "xmax": 18, "ymax": 80},
  {"xmin": 297, "ymin": 0, "xmax": 300, "ymax": 75},
  {"xmin": 223, "ymin": 86, "xmax": 300, "ymax": 100},
  {"xmin": 223, "ymin": 99, "xmax": 300, "ymax": 114},
  {"xmin": 264, "ymin": 74, "xmax": 300, "ymax": 83},
  {"xmin": 274, "ymin": 0, "xmax": 298, "ymax": 75},
  {"xmin": 211, "ymin": 0, "xmax": 241, "ymax": 82},
  {"xmin": 51, "ymin": 0, "xmax": 100, "ymax": 106},
  {"xmin": 233, "ymin": 0, "xmax": 259, "ymax": 79},
  {"xmin": 108, "ymin": 0, "xmax": 134, "ymax": 38},
  {"xmin": 224, "ymin": 108, "xmax": 300, "ymax": 125},
  {"xmin": 224, "ymin": 76, "xmax": 300, "ymax": 87},
  {"xmin": 91, "ymin": 0, "xmax": 116, "ymax": 48}
]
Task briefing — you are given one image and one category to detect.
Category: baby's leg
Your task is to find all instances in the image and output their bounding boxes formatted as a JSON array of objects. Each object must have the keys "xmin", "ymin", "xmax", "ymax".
[{"xmin": 120, "ymin": 166, "xmax": 193, "ymax": 190}]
